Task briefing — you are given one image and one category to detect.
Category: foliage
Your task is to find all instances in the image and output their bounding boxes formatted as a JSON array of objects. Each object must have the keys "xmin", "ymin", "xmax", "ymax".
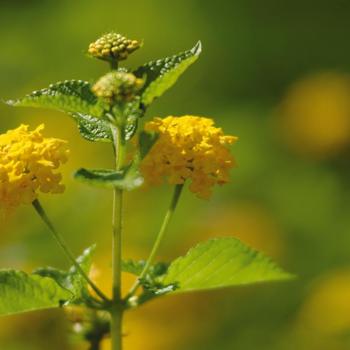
[
  {"xmin": 163, "ymin": 238, "xmax": 293, "ymax": 292},
  {"xmin": 7, "ymin": 80, "xmax": 107, "ymax": 117},
  {"xmin": 0, "ymin": 270, "xmax": 72, "ymax": 316},
  {"xmin": 3, "ymin": 32, "xmax": 293, "ymax": 350},
  {"xmin": 134, "ymin": 41, "xmax": 202, "ymax": 107},
  {"xmin": 34, "ymin": 245, "xmax": 96, "ymax": 304}
]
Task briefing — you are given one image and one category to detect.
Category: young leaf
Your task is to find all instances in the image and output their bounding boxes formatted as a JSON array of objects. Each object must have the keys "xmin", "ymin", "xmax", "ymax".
[
  {"xmin": 67, "ymin": 245, "xmax": 96, "ymax": 300},
  {"xmin": 122, "ymin": 260, "xmax": 145, "ymax": 275},
  {"xmin": 123, "ymin": 261, "xmax": 173, "ymax": 309},
  {"xmin": 124, "ymin": 115, "xmax": 139, "ymax": 141},
  {"xmin": 134, "ymin": 41, "xmax": 202, "ymax": 107},
  {"xmin": 34, "ymin": 245, "xmax": 96, "ymax": 304},
  {"xmin": 121, "ymin": 260, "xmax": 168, "ymax": 277},
  {"xmin": 7, "ymin": 80, "xmax": 107, "ymax": 118},
  {"xmin": 71, "ymin": 113, "xmax": 113, "ymax": 143},
  {"xmin": 0, "ymin": 270, "xmax": 72, "ymax": 316},
  {"xmin": 74, "ymin": 166, "xmax": 143, "ymax": 191},
  {"xmin": 162, "ymin": 237, "xmax": 293, "ymax": 293},
  {"xmin": 33, "ymin": 267, "xmax": 70, "ymax": 289},
  {"xmin": 139, "ymin": 131, "xmax": 159, "ymax": 159}
]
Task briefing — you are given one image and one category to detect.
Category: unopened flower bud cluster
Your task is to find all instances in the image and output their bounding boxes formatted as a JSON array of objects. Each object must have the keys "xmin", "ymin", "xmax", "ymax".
[
  {"xmin": 92, "ymin": 71, "xmax": 144, "ymax": 103},
  {"xmin": 88, "ymin": 33, "xmax": 141, "ymax": 61}
]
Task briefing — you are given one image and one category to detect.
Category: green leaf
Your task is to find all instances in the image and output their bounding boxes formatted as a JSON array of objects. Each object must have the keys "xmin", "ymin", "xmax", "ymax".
[
  {"xmin": 7, "ymin": 80, "xmax": 107, "ymax": 117},
  {"xmin": 134, "ymin": 41, "xmax": 202, "ymax": 106},
  {"xmin": 121, "ymin": 260, "xmax": 145, "ymax": 275},
  {"xmin": 122, "ymin": 260, "xmax": 170, "ymax": 293},
  {"xmin": 124, "ymin": 115, "xmax": 139, "ymax": 141},
  {"xmin": 139, "ymin": 131, "xmax": 159, "ymax": 159},
  {"xmin": 71, "ymin": 113, "xmax": 113, "ymax": 143},
  {"xmin": 162, "ymin": 238, "xmax": 293, "ymax": 293},
  {"xmin": 0, "ymin": 270, "xmax": 72, "ymax": 316},
  {"xmin": 121, "ymin": 260, "xmax": 168, "ymax": 278},
  {"xmin": 74, "ymin": 166, "xmax": 143, "ymax": 191},
  {"xmin": 122, "ymin": 260, "xmax": 174, "ymax": 308},
  {"xmin": 33, "ymin": 267, "xmax": 70, "ymax": 289},
  {"xmin": 34, "ymin": 245, "xmax": 96, "ymax": 304},
  {"xmin": 111, "ymin": 98, "xmax": 143, "ymax": 140},
  {"xmin": 68, "ymin": 245, "xmax": 96, "ymax": 300}
]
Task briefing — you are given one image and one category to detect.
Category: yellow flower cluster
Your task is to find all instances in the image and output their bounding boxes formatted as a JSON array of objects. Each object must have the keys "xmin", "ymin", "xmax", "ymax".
[
  {"xmin": 0, "ymin": 124, "xmax": 69, "ymax": 212},
  {"xmin": 141, "ymin": 116, "xmax": 237, "ymax": 198}
]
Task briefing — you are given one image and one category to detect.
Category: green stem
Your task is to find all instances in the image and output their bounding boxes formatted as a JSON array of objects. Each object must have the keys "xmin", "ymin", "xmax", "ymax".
[
  {"xmin": 127, "ymin": 184, "xmax": 184, "ymax": 298},
  {"xmin": 89, "ymin": 339, "xmax": 101, "ymax": 350},
  {"xmin": 32, "ymin": 199, "xmax": 109, "ymax": 303},
  {"xmin": 110, "ymin": 60, "xmax": 118, "ymax": 70},
  {"xmin": 111, "ymin": 126, "xmax": 125, "ymax": 350}
]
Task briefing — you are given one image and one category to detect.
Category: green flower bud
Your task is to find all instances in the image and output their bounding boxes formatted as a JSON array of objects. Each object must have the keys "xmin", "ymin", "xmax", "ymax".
[
  {"xmin": 88, "ymin": 32, "xmax": 142, "ymax": 62},
  {"xmin": 92, "ymin": 71, "xmax": 144, "ymax": 103}
]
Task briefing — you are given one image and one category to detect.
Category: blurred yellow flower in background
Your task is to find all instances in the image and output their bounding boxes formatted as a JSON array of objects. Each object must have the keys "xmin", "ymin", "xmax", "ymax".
[
  {"xmin": 279, "ymin": 269, "xmax": 350, "ymax": 350},
  {"xmin": 278, "ymin": 72, "xmax": 350, "ymax": 159},
  {"xmin": 298, "ymin": 268, "xmax": 350, "ymax": 335},
  {"xmin": 191, "ymin": 201, "xmax": 284, "ymax": 259},
  {"xmin": 0, "ymin": 124, "xmax": 69, "ymax": 213},
  {"xmin": 141, "ymin": 116, "xmax": 237, "ymax": 198}
]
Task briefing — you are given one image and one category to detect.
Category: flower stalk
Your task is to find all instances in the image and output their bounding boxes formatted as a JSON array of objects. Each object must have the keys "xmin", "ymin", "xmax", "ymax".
[{"xmin": 127, "ymin": 184, "xmax": 184, "ymax": 298}]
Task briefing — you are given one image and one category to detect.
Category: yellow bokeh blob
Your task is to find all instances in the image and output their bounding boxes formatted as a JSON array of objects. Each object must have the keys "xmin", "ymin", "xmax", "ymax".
[
  {"xmin": 278, "ymin": 72, "xmax": 350, "ymax": 159},
  {"xmin": 298, "ymin": 268, "xmax": 350, "ymax": 335},
  {"xmin": 190, "ymin": 201, "xmax": 284, "ymax": 259}
]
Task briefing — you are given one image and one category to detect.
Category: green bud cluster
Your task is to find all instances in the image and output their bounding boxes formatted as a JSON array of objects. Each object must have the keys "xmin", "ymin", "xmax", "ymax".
[
  {"xmin": 88, "ymin": 32, "xmax": 141, "ymax": 62},
  {"xmin": 92, "ymin": 71, "xmax": 144, "ymax": 103}
]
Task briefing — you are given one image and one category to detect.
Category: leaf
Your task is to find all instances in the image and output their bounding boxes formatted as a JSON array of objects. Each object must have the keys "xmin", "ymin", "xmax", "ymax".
[
  {"xmin": 121, "ymin": 260, "xmax": 168, "ymax": 278},
  {"xmin": 121, "ymin": 260, "xmax": 145, "ymax": 275},
  {"xmin": 33, "ymin": 267, "xmax": 70, "ymax": 289},
  {"xmin": 74, "ymin": 166, "xmax": 143, "ymax": 191},
  {"xmin": 124, "ymin": 115, "xmax": 139, "ymax": 141},
  {"xmin": 139, "ymin": 131, "xmax": 159, "ymax": 159},
  {"xmin": 111, "ymin": 98, "xmax": 143, "ymax": 140},
  {"xmin": 162, "ymin": 238, "xmax": 293, "ymax": 293},
  {"xmin": 71, "ymin": 113, "xmax": 113, "ymax": 143},
  {"xmin": 7, "ymin": 80, "xmax": 107, "ymax": 117},
  {"xmin": 68, "ymin": 245, "xmax": 96, "ymax": 300},
  {"xmin": 34, "ymin": 245, "xmax": 96, "ymax": 304},
  {"xmin": 134, "ymin": 41, "xmax": 202, "ymax": 106},
  {"xmin": 122, "ymin": 260, "xmax": 171, "ymax": 295},
  {"xmin": 0, "ymin": 270, "xmax": 72, "ymax": 316},
  {"xmin": 122, "ymin": 260, "xmax": 173, "ymax": 308}
]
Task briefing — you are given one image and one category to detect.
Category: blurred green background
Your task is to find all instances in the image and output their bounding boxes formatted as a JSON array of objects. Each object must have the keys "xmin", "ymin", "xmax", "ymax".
[{"xmin": 1, "ymin": 0, "xmax": 350, "ymax": 349}]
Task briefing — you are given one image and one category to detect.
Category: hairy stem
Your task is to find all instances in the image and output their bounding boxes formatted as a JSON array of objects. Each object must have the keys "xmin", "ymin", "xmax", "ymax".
[
  {"xmin": 111, "ymin": 126, "xmax": 125, "ymax": 350},
  {"xmin": 127, "ymin": 184, "xmax": 184, "ymax": 297},
  {"xmin": 32, "ymin": 199, "xmax": 109, "ymax": 303}
]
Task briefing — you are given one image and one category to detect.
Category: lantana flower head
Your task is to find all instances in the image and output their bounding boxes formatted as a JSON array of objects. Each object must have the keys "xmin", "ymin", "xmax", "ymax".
[
  {"xmin": 140, "ymin": 116, "xmax": 237, "ymax": 198},
  {"xmin": 0, "ymin": 124, "xmax": 69, "ymax": 212}
]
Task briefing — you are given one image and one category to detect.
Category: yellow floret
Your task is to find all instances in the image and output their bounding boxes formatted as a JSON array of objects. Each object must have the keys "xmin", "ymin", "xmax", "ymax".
[
  {"xmin": 140, "ymin": 116, "xmax": 237, "ymax": 198},
  {"xmin": 0, "ymin": 124, "xmax": 69, "ymax": 213}
]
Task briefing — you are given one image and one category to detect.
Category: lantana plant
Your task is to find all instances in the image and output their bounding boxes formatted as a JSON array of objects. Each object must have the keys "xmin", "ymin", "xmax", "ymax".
[{"xmin": 1, "ymin": 33, "xmax": 293, "ymax": 350}]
